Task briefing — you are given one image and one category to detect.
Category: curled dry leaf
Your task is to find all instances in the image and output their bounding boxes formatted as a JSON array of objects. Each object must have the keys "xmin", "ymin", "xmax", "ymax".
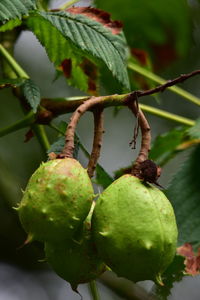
[
  {"xmin": 67, "ymin": 7, "xmax": 123, "ymax": 35},
  {"xmin": 177, "ymin": 243, "xmax": 200, "ymax": 275}
]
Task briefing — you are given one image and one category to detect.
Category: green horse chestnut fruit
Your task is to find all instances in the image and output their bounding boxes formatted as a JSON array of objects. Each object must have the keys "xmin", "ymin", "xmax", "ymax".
[
  {"xmin": 44, "ymin": 203, "xmax": 106, "ymax": 291},
  {"xmin": 18, "ymin": 158, "xmax": 94, "ymax": 242},
  {"xmin": 92, "ymin": 174, "xmax": 178, "ymax": 284}
]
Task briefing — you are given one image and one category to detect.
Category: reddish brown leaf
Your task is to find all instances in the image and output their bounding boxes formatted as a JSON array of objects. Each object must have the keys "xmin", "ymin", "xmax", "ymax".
[
  {"xmin": 130, "ymin": 48, "xmax": 153, "ymax": 90},
  {"xmin": 60, "ymin": 59, "xmax": 72, "ymax": 78},
  {"xmin": 80, "ymin": 58, "xmax": 98, "ymax": 95},
  {"xmin": 24, "ymin": 129, "xmax": 34, "ymax": 142},
  {"xmin": 59, "ymin": 57, "xmax": 99, "ymax": 95},
  {"xmin": 80, "ymin": 58, "xmax": 97, "ymax": 78},
  {"xmin": 151, "ymin": 31, "xmax": 178, "ymax": 71},
  {"xmin": 151, "ymin": 42, "xmax": 178, "ymax": 71},
  {"xmin": 131, "ymin": 73, "xmax": 150, "ymax": 90},
  {"xmin": 131, "ymin": 48, "xmax": 149, "ymax": 66},
  {"xmin": 88, "ymin": 79, "xmax": 97, "ymax": 95},
  {"xmin": 177, "ymin": 243, "xmax": 200, "ymax": 275},
  {"xmin": 67, "ymin": 7, "xmax": 123, "ymax": 35}
]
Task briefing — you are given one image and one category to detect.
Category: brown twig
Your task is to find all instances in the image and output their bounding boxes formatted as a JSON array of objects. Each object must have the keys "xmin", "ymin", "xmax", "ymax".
[
  {"xmin": 126, "ymin": 93, "xmax": 162, "ymax": 184},
  {"xmin": 129, "ymin": 92, "xmax": 139, "ymax": 149},
  {"xmin": 87, "ymin": 108, "xmax": 104, "ymax": 178},
  {"xmin": 126, "ymin": 92, "xmax": 151, "ymax": 177},
  {"xmin": 39, "ymin": 69, "xmax": 200, "ymax": 121},
  {"xmin": 60, "ymin": 97, "xmax": 104, "ymax": 158},
  {"xmin": 44, "ymin": 70, "xmax": 200, "ymax": 177},
  {"xmin": 136, "ymin": 69, "xmax": 200, "ymax": 98}
]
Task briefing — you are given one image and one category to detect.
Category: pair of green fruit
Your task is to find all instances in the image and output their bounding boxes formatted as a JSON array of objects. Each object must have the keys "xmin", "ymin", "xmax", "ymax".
[{"xmin": 18, "ymin": 158, "xmax": 178, "ymax": 290}]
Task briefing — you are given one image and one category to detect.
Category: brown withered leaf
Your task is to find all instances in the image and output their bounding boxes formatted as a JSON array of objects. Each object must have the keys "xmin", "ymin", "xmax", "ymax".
[
  {"xmin": 80, "ymin": 58, "xmax": 98, "ymax": 95},
  {"xmin": 60, "ymin": 59, "xmax": 72, "ymax": 78},
  {"xmin": 60, "ymin": 57, "xmax": 99, "ymax": 95},
  {"xmin": 151, "ymin": 31, "xmax": 178, "ymax": 71},
  {"xmin": 67, "ymin": 7, "xmax": 123, "ymax": 35},
  {"xmin": 177, "ymin": 243, "xmax": 200, "ymax": 275},
  {"xmin": 131, "ymin": 48, "xmax": 149, "ymax": 66},
  {"xmin": 24, "ymin": 129, "xmax": 34, "ymax": 143},
  {"xmin": 130, "ymin": 48, "xmax": 153, "ymax": 90}
]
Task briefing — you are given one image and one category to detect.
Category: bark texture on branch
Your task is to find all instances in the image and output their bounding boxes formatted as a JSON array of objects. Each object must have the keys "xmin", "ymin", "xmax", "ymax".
[
  {"xmin": 38, "ymin": 69, "xmax": 200, "ymax": 122},
  {"xmin": 87, "ymin": 108, "xmax": 104, "ymax": 178},
  {"xmin": 61, "ymin": 97, "xmax": 104, "ymax": 158},
  {"xmin": 126, "ymin": 93, "xmax": 151, "ymax": 177}
]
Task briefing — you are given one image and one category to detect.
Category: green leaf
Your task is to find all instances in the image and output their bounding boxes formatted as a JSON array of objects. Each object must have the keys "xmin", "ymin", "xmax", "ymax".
[
  {"xmin": 0, "ymin": 18, "xmax": 22, "ymax": 31},
  {"xmin": 149, "ymin": 126, "xmax": 188, "ymax": 166},
  {"xmin": 0, "ymin": 77, "xmax": 25, "ymax": 88},
  {"xmin": 27, "ymin": 11, "xmax": 130, "ymax": 90},
  {"xmin": 40, "ymin": 11, "xmax": 130, "ymax": 88},
  {"xmin": 0, "ymin": 0, "xmax": 36, "ymax": 23},
  {"xmin": 0, "ymin": 111, "xmax": 35, "ymax": 138},
  {"xmin": 37, "ymin": 0, "xmax": 50, "ymax": 10},
  {"xmin": 95, "ymin": 164, "xmax": 114, "ymax": 189},
  {"xmin": 153, "ymin": 255, "xmax": 186, "ymax": 300},
  {"xmin": 26, "ymin": 14, "xmax": 96, "ymax": 93},
  {"xmin": 166, "ymin": 145, "xmax": 200, "ymax": 249},
  {"xmin": 26, "ymin": 14, "xmax": 73, "ymax": 66},
  {"xmin": 95, "ymin": 0, "xmax": 192, "ymax": 62},
  {"xmin": 47, "ymin": 136, "xmax": 65, "ymax": 155},
  {"xmin": 22, "ymin": 79, "xmax": 40, "ymax": 113}
]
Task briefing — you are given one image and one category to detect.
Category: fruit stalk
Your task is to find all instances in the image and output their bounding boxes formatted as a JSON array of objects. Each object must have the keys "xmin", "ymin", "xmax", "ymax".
[
  {"xmin": 61, "ymin": 97, "xmax": 104, "ymax": 158},
  {"xmin": 126, "ymin": 92, "xmax": 151, "ymax": 177},
  {"xmin": 87, "ymin": 108, "xmax": 104, "ymax": 178}
]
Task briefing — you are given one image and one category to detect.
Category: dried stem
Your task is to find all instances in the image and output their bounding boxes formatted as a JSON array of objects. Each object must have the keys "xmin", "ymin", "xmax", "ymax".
[
  {"xmin": 134, "ymin": 108, "xmax": 151, "ymax": 163},
  {"xmin": 126, "ymin": 92, "xmax": 151, "ymax": 176},
  {"xmin": 87, "ymin": 108, "xmax": 104, "ymax": 178},
  {"xmin": 61, "ymin": 97, "xmax": 104, "ymax": 158}
]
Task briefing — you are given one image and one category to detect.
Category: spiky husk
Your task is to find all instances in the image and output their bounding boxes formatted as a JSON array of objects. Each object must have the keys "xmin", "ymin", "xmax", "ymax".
[
  {"xmin": 18, "ymin": 158, "xmax": 94, "ymax": 242},
  {"xmin": 92, "ymin": 174, "xmax": 178, "ymax": 283},
  {"xmin": 45, "ymin": 204, "xmax": 106, "ymax": 290}
]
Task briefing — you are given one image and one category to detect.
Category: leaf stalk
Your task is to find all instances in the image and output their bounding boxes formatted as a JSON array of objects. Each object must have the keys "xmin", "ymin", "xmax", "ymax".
[
  {"xmin": 0, "ymin": 111, "xmax": 35, "ymax": 138},
  {"xmin": 0, "ymin": 44, "xmax": 29, "ymax": 79},
  {"xmin": 88, "ymin": 281, "xmax": 100, "ymax": 300}
]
